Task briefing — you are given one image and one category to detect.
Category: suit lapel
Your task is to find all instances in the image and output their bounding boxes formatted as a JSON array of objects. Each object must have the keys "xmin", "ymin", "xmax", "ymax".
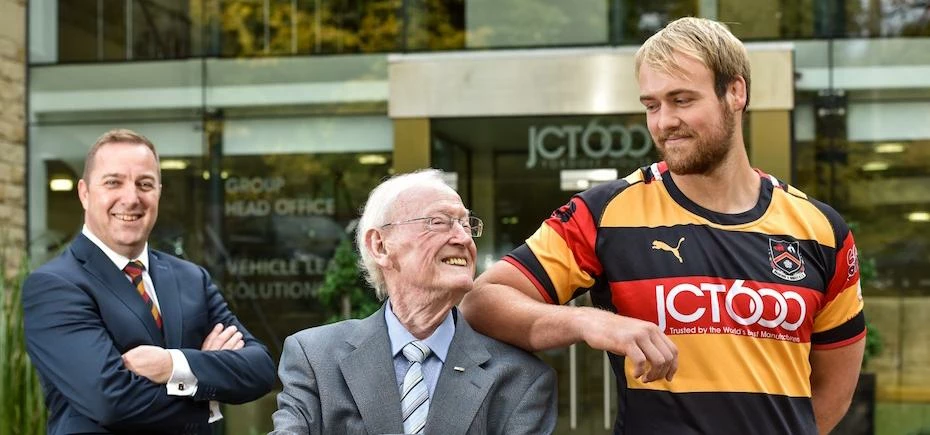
[
  {"xmin": 339, "ymin": 305, "xmax": 404, "ymax": 435},
  {"xmin": 72, "ymin": 234, "xmax": 164, "ymax": 346},
  {"xmin": 427, "ymin": 311, "xmax": 493, "ymax": 435},
  {"xmin": 148, "ymin": 251, "xmax": 181, "ymax": 348}
]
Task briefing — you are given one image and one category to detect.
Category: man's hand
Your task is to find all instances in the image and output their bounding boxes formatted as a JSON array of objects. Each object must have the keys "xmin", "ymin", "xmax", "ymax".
[
  {"xmin": 579, "ymin": 308, "xmax": 678, "ymax": 383},
  {"xmin": 463, "ymin": 261, "xmax": 679, "ymax": 383},
  {"xmin": 122, "ymin": 345, "xmax": 174, "ymax": 384},
  {"xmin": 201, "ymin": 323, "xmax": 245, "ymax": 351}
]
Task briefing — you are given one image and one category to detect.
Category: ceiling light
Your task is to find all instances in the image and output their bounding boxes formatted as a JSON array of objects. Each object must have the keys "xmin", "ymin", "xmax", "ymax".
[
  {"xmin": 49, "ymin": 178, "xmax": 73, "ymax": 191},
  {"xmin": 861, "ymin": 161, "xmax": 889, "ymax": 172},
  {"xmin": 588, "ymin": 169, "xmax": 619, "ymax": 181},
  {"xmin": 358, "ymin": 154, "xmax": 388, "ymax": 165},
  {"xmin": 874, "ymin": 143, "xmax": 905, "ymax": 154},
  {"xmin": 907, "ymin": 211, "xmax": 930, "ymax": 222},
  {"xmin": 560, "ymin": 169, "xmax": 617, "ymax": 191},
  {"xmin": 160, "ymin": 159, "xmax": 189, "ymax": 170}
]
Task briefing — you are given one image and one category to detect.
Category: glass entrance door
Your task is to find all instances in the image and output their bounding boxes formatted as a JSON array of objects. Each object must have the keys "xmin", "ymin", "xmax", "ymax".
[{"xmin": 431, "ymin": 114, "xmax": 659, "ymax": 433}]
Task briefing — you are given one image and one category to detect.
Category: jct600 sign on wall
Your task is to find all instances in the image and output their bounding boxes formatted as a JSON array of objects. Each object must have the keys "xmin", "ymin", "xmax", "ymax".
[{"xmin": 526, "ymin": 120, "xmax": 654, "ymax": 170}]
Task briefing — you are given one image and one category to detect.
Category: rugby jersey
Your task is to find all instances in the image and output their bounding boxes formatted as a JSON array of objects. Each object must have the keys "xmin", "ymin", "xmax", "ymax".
[{"xmin": 505, "ymin": 162, "xmax": 865, "ymax": 435}]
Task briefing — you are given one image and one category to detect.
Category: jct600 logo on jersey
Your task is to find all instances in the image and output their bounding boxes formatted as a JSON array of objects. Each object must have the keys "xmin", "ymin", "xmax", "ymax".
[{"xmin": 655, "ymin": 279, "xmax": 808, "ymax": 335}]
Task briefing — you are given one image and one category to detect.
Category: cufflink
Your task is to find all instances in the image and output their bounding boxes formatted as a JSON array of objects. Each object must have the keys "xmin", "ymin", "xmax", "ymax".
[{"xmin": 178, "ymin": 383, "xmax": 185, "ymax": 391}]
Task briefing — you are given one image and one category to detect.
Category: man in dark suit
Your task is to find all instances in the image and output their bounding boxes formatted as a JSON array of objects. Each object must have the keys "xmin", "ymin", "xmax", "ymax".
[
  {"xmin": 270, "ymin": 169, "xmax": 557, "ymax": 435},
  {"xmin": 23, "ymin": 129, "xmax": 276, "ymax": 435}
]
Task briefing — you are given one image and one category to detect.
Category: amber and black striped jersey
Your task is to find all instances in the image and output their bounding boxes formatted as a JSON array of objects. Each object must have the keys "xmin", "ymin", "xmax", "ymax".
[{"xmin": 506, "ymin": 162, "xmax": 865, "ymax": 435}]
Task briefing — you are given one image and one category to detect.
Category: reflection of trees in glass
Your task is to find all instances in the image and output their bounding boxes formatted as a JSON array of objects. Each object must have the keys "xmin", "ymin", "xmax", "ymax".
[
  {"xmin": 717, "ymin": 0, "xmax": 928, "ymax": 39},
  {"xmin": 256, "ymin": 153, "xmax": 391, "ymax": 218},
  {"xmin": 465, "ymin": 0, "xmax": 593, "ymax": 47},
  {"xmin": 718, "ymin": 0, "xmax": 816, "ymax": 39},
  {"xmin": 846, "ymin": 0, "xmax": 930, "ymax": 37},
  {"xmin": 213, "ymin": 0, "xmax": 362, "ymax": 56},
  {"xmin": 623, "ymin": 0, "xmax": 697, "ymax": 43},
  {"xmin": 193, "ymin": 0, "xmax": 463, "ymax": 56},
  {"xmin": 405, "ymin": 0, "xmax": 465, "ymax": 50}
]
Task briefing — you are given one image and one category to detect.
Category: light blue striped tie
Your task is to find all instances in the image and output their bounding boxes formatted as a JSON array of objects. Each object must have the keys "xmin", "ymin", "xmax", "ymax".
[{"xmin": 401, "ymin": 341, "xmax": 431, "ymax": 434}]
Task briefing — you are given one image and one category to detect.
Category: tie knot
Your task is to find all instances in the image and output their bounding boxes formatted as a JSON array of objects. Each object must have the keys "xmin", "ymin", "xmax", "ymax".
[
  {"xmin": 123, "ymin": 260, "xmax": 145, "ymax": 278},
  {"xmin": 402, "ymin": 341, "xmax": 431, "ymax": 364}
]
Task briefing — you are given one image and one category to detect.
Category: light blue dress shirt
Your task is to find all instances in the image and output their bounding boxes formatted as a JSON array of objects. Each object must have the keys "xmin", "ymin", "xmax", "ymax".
[{"xmin": 385, "ymin": 299, "xmax": 455, "ymax": 398}]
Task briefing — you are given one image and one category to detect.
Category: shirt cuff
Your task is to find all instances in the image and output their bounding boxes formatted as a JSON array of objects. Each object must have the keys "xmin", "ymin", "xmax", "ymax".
[
  {"xmin": 165, "ymin": 349, "xmax": 198, "ymax": 396},
  {"xmin": 208, "ymin": 401, "xmax": 223, "ymax": 423}
]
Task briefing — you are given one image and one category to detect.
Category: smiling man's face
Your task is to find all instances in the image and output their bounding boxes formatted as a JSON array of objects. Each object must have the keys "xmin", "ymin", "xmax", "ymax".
[
  {"xmin": 638, "ymin": 52, "xmax": 738, "ymax": 175},
  {"xmin": 380, "ymin": 185, "xmax": 477, "ymax": 304},
  {"xmin": 78, "ymin": 142, "xmax": 161, "ymax": 259}
]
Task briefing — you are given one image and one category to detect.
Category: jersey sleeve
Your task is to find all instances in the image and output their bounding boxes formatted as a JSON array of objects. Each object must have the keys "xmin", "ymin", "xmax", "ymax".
[
  {"xmin": 811, "ymin": 228, "xmax": 866, "ymax": 350},
  {"xmin": 504, "ymin": 195, "xmax": 604, "ymax": 305}
]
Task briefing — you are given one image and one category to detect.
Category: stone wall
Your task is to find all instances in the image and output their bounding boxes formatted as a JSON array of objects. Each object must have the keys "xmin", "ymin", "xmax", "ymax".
[{"xmin": 0, "ymin": 0, "xmax": 27, "ymax": 268}]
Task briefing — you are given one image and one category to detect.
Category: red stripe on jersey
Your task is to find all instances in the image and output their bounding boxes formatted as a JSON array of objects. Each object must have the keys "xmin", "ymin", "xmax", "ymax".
[
  {"xmin": 543, "ymin": 196, "xmax": 602, "ymax": 276},
  {"xmin": 825, "ymin": 232, "xmax": 860, "ymax": 305},
  {"xmin": 503, "ymin": 256, "xmax": 555, "ymax": 304},
  {"xmin": 813, "ymin": 329, "xmax": 866, "ymax": 350},
  {"xmin": 611, "ymin": 277, "xmax": 822, "ymax": 343}
]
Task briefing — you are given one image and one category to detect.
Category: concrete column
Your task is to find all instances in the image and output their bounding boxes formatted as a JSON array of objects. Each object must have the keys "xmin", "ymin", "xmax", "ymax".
[
  {"xmin": 749, "ymin": 110, "xmax": 792, "ymax": 183},
  {"xmin": 392, "ymin": 118, "xmax": 431, "ymax": 174},
  {"xmin": 0, "ymin": 0, "xmax": 27, "ymax": 271}
]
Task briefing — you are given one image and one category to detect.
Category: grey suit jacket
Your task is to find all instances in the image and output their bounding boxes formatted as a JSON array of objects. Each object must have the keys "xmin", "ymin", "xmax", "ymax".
[{"xmin": 270, "ymin": 304, "xmax": 557, "ymax": 435}]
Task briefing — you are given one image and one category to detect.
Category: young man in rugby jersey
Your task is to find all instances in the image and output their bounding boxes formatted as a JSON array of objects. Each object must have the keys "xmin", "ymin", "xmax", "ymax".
[{"xmin": 461, "ymin": 17, "xmax": 865, "ymax": 435}]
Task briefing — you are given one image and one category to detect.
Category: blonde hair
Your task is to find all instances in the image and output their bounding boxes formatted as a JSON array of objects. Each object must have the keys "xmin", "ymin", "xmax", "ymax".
[
  {"xmin": 83, "ymin": 129, "xmax": 160, "ymax": 180},
  {"xmin": 635, "ymin": 17, "xmax": 751, "ymax": 111}
]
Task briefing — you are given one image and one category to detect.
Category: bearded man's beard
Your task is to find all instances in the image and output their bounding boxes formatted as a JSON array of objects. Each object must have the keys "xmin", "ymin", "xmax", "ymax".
[{"xmin": 658, "ymin": 102, "xmax": 736, "ymax": 175}]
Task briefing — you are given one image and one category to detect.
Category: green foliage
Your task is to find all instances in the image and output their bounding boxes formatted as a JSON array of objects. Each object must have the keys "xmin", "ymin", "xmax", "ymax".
[
  {"xmin": 860, "ymin": 254, "xmax": 883, "ymax": 368},
  {"xmin": 317, "ymin": 237, "xmax": 380, "ymax": 324},
  {"xmin": 0, "ymin": 246, "xmax": 46, "ymax": 435},
  {"xmin": 863, "ymin": 317, "xmax": 883, "ymax": 369}
]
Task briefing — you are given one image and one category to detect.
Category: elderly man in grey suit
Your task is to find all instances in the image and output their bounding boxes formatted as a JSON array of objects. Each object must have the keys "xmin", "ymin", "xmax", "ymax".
[{"xmin": 270, "ymin": 169, "xmax": 557, "ymax": 435}]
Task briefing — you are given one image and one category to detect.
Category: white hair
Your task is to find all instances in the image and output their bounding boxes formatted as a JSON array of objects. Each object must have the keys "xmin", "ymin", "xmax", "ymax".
[{"xmin": 356, "ymin": 169, "xmax": 453, "ymax": 299}]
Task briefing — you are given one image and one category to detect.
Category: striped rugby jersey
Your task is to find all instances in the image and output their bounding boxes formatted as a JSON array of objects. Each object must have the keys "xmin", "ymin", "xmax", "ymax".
[{"xmin": 505, "ymin": 162, "xmax": 865, "ymax": 435}]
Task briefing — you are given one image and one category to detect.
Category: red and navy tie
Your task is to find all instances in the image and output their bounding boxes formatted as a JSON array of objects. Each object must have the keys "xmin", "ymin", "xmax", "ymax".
[{"xmin": 123, "ymin": 260, "xmax": 162, "ymax": 330}]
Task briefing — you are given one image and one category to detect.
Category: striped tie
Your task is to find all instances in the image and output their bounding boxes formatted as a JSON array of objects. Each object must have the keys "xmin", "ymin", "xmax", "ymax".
[
  {"xmin": 123, "ymin": 260, "xmax": 162, "ymax": 330},
  {"xmin": 401, "ymin": 341, "xmax": 431, "ymax": 434}
]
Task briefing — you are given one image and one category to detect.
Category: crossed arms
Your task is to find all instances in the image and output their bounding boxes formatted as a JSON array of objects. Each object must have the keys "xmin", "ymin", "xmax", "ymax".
[{"xmin": 23, "ymin": 268, "xmax": 276, "ymax": 431}]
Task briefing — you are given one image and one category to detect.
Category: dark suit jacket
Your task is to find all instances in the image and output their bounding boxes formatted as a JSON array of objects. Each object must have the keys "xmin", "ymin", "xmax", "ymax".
[
  {"xmin": 23, "ymin": 234, "xmax": 276, "ymax": 435},
  {"xmin": 270, "ymin": 303, "xmax": 557, "ymax": 435}
]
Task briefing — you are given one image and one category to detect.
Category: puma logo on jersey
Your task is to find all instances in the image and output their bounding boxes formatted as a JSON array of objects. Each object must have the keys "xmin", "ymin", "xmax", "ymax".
[{"xmin": 652, "ymin": 237, "xmax": 685, "ymax": 263}]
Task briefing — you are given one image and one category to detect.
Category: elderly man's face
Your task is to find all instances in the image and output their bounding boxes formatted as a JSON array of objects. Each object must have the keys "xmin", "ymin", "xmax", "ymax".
[{"xmin": 381, "ymin": 185, "xmax": 477, "ymax": 302}]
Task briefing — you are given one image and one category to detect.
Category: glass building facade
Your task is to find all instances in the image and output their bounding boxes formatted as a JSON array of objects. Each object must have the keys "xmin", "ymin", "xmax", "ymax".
[{"xmin": 26, "ymin": 1, "xmax": 930, "ymax": 433}]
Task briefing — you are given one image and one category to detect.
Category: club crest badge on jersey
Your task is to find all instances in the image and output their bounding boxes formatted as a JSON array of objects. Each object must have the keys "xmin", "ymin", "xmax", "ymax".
[
  {"xmin": 769, "ymin": 239, "xmax": 806, "ymax": 281},
  {"xmin": 552, "ymin": 200, "xmax": 576, "ymax": 223}
]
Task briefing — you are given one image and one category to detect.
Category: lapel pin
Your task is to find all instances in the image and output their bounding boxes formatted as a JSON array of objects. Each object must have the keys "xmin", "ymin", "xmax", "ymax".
[{"xmin": 453, "ymin": 366, "xmax": 465, "ymax": 372}]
